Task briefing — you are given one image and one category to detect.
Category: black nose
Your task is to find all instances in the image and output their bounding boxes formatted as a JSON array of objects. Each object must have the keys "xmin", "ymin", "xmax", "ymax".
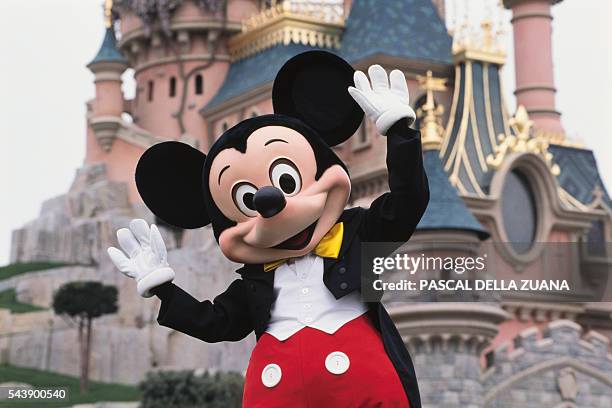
[{"xmin": 253, "ymin": 186, "xmax": 286, "ymax": 218}]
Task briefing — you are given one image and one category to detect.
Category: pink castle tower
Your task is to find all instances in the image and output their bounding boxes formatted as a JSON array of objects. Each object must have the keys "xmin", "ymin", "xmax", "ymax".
[
  {"xmin": 504, "ymin": 0, "xmax": 565, "ymax": 134},
  {"xmin": 114, "ymin": 0, "xmax": 258, "ymax": 143},
  {"xmin": 87, "ymin": 27, "xmax": 128, "ymax": 151},
  {"xmin": 85, "ymin": 3, "xmax": 141, "ymax": 200},
  {"xmin": 85, "ymin": 0, "xmax": 259, "ymax": 201}
]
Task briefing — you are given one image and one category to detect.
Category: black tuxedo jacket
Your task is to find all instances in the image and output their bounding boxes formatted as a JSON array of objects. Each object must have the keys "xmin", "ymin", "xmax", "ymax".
[{"xmin": 152, "ymin": 120, "xmax": 429, "ymax": 408}]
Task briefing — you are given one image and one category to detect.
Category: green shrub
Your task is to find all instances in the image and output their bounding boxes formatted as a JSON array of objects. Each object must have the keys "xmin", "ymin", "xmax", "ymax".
[
  {"xmin": 0, "ymin": 262, "xmax": 73, "ymax": 280},
  {"xmin": 0, "ymin": 289, "xmax": 46, "ymax": 313},
  {"xmin": 140, "ymin": 370, "xmax": 244, "ymax": 408}
]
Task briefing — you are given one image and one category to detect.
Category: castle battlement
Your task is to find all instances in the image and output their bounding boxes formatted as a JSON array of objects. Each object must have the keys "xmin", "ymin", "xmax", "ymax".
[{"xmin": 482, "ymin": 320, "xmax": 612, "ymax": 407}]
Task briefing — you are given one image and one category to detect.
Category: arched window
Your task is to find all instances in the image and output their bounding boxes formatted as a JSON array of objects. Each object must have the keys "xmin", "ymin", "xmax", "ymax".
[
  {"xmin": 147, "ymin": 80, "xmax": 154, "ymax": 102},
  {"xmin": 169, "ymin": 76, "xmax": 176, "ymax": 98},
  {"xmin": 195, "ymin": 74, "xmax": 203, "ymax": 95},
  {"xmin": 501, "ymin": 170, "xmax": 538, "ymax": 253},
  {"xmin": 221, "ymin": 121, "xmax": 229, "ymax": 132}
]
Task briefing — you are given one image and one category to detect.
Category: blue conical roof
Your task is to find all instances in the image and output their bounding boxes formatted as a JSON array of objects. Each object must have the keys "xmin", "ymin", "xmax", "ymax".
[
  {"xmin": 89, "ymin": 27, "xmax": 127, "ymax": 66},
  {"xmin": 340, "ymin": 0, "xmax": 452, "ymax": 65},
  {"xmin": 417, "ymin": 150, "xmax": 489, "ymax": 239}
]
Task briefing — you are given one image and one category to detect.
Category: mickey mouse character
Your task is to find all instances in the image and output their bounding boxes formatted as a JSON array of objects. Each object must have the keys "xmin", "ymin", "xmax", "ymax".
[{"xmin": 108, "ymin": 51, "xmax": 429, "ymax": 408}]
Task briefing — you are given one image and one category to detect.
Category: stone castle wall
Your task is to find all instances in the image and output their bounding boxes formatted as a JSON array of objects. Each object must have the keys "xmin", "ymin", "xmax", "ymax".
[
  {"xmin": 408, "ymin": 319, "xmax": 612, "ymax": 408},
  {"xmin": 413, "ymin": 342, "xmax": 484, "ymax": 408},
  {"xmin": 482, "ymin": 320, "xmax": 612, "ymax": 408}
]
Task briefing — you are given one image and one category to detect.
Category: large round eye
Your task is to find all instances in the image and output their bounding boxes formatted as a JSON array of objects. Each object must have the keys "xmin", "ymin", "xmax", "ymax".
[
  {"xmin": 232, "ymin": 182, "xmax": 258, "ymax": 217},
  {"xmin": 270, "ymin": 159, "xmax": 301, "ymax": 196}
]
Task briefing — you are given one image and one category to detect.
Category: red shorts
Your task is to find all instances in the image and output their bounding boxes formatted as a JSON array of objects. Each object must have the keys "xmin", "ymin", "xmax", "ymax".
[{"xmin": 243, "ymin": 314, "xmax": 409, "ymax": 408}]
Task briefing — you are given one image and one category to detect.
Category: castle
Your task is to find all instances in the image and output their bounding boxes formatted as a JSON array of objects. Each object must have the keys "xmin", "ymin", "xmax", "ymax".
[{"xmin": 4, "ymin": 0, "xmax": 612, "ymax": 406}]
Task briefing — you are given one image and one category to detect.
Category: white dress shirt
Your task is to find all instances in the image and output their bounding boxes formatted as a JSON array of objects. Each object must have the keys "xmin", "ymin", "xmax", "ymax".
[{"xmin": 265, "ymin": 254, "xmax": 368, "ymax": 341}]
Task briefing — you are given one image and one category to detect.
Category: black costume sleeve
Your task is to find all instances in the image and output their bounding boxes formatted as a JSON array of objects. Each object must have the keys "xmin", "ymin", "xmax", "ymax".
[
  {"xmin": 361, "ymin": 119, "xmax": 430, "ymax": 242},
  {"xmin": 151, "ymin": 279, "xmax": 253, "ymax": 343}
]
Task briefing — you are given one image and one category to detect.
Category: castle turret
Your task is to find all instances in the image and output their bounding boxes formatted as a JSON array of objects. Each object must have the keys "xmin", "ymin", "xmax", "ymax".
[
  {"xmin": 82, "ymin": 0, "xmax": 261, "ymax": 202},
  {"xmin": 113, "ymin": 0, "xmax": 259, "ymax": 147},
  {"xmin": 87, "ymin": 22, "xmax": 128, "ymax": 153},
  {"xmin": 504, "ymin": 0, "xmax": 564, "ymax": 135}
]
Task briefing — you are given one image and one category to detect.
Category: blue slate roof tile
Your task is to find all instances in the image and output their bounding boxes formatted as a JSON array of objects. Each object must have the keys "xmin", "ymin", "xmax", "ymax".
[
  {"xmin": 204, "ymin": 43, "xmax": 327, "ymax": 110},
  {"xmin": 340, "ymin": 0, "xmax": 452, "ymax": 65},
  {"xmin": 417, "ymin": 150, "xmax": 489, "ymax": 239},
  {"xmin": 550, "ymin": 145, "xmax": 612, "ymax": 208},
  {"xmin": 89, "ymin": 27, "xmax": 127, "ymax": 66}
]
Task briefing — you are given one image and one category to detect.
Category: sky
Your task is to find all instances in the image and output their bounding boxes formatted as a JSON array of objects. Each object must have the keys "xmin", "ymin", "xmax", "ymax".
[{"xmin": 0, "ymin": 0, "xmax": 611, "ymax": 265}]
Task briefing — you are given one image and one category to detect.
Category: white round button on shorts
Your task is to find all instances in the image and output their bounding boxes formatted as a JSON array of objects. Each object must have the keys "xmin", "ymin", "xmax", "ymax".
[
  {"xmin": 261, "ymin": 363, "xmax": 282, "ymax": 388},
  {"xmin": 325, "ymin": 351, "xmax": 350, "ymax": 375}
]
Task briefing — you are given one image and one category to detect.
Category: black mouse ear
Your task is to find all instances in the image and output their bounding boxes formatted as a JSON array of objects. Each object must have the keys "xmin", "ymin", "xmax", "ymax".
[
  {"xmin": 136, "ymin": 141, "xmax": 210, "ymax": 229},
  {"xmin": 272, "ymin": 50, "xmax": 364, "ymax": 146}
]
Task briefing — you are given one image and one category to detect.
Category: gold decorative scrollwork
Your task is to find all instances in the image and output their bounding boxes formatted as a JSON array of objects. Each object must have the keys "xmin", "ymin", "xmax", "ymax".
[
  {"xmin": 229, "ymin": 1, "xmax": 344, "ymax": 61},
  {"xmin": 486, "ymin": 105, "xmax": 560, "ymax": 175}
]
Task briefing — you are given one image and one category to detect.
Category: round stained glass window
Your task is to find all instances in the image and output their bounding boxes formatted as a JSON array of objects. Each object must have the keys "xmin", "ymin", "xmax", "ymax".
[{"xmin": 501, "ymin": 170, "xmax": 537, "ymax": 254}]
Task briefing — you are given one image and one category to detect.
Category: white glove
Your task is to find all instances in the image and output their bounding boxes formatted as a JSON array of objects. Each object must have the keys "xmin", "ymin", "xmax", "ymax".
[
  {"xmin": 348, "ymin": 65, "xmax": 416, "ymax": 135},
  {"xmin": 107, "ymin": 219, "xmax": 175, "ymax": 298}
]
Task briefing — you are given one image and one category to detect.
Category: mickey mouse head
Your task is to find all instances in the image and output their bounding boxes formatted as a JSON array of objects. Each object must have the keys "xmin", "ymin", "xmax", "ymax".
[{"xmin": 135, "ymin": 51, "xmax": 364, "ymax": 264}]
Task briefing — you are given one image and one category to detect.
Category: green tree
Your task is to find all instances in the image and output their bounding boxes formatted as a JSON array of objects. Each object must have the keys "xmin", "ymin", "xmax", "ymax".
[{"xmin": 52, "ymin": 281, "xmax": 118, "ymax": 393}]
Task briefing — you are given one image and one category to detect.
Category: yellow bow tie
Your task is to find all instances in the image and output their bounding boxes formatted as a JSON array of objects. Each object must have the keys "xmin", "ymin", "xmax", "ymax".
[{"xmin": 264, "ymin": 222, "xmax": 344, "ymax": 272}]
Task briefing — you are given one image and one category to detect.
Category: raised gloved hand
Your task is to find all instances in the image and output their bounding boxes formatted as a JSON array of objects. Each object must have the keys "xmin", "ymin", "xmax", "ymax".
[
  {"xmin": 107, "ymin": 219, "xmax": 175, "ymax": 298},
  {"xmin": 348, "ymin": 65, "xmax": 416, "ymax": 135}
]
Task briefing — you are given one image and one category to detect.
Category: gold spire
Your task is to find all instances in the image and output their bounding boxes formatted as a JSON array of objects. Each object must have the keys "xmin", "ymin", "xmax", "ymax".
[
  {"xmin": 480, "ymin": 19, "xmax": 495, "ymax": 50},
  {"xmin": 495, "ymin": 0, "xmax": 506, "ymax": 41},
  {"xmin": 104, "ymin": 0, "xmax": 113, "ymax": 28},
  {"xmin": 416, "ymin": 71, "xmax": 447, "ymax": 151},
  {"xmin": 452, "ymin": 8, "xmax": 506, "ymax": 65},
  {"xmin": 486, "ymin": 106, "xmax": 560, "ymax": 175}
]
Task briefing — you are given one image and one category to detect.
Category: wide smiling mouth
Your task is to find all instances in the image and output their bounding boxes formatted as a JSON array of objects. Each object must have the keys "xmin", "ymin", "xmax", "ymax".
[{"xmin": 272, "ymin": 221, "xmax": 318, "ymax": 251}]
